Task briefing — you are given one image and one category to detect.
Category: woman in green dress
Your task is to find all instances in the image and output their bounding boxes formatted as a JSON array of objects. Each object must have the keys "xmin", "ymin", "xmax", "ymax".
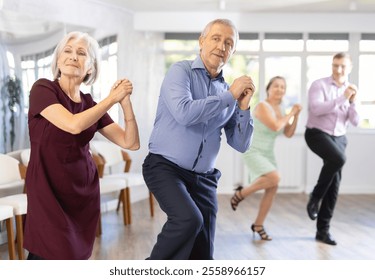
[{"xmin": 230, "ymin": 76, "xmax": 302, "ymax": 240}]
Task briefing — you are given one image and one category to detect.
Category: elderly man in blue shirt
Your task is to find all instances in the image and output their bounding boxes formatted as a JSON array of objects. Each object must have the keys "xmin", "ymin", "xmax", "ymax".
[{"xmin": 142, "ymin": 18, "xmax": 255, "ymax": 260}]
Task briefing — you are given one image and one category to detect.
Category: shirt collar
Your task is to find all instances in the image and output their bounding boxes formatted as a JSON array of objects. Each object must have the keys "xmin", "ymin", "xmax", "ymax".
[
  {"xmin": 329, "ymin": 75, "xmax": 349, "ymax": 88},
  {"xmin": 192, "ymin": 55, "xmax": 224, "ymax": 81}
]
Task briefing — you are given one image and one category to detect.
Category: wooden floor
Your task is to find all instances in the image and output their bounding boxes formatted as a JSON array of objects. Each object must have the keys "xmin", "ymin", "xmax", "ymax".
[{"xmin": 1, "ymin": 193, "xmax": 375, "ymax": 260}]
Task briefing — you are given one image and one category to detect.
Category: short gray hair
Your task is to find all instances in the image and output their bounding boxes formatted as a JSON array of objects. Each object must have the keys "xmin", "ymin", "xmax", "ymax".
[
  {"xmin": 51, "ymin": 31, "xmax": 100, "ymax": 85},
  {"xmin": 200, "ymin": 19, "xmax": 239, "ymax": 48}
]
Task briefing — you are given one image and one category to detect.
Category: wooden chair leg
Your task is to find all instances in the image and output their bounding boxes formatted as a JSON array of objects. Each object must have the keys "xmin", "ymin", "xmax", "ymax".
[
  {"xmin": 125, "ymin": 187, "xmax": 131, "ymax": 225},
  {"xmin": 6, "ymin": 217, "xmax": 16, "ymax": 260},
  {"xmin": 15, "ymin": 215, "xmax": 25, "ymax": 260},
  {"xmin": 119, "ymin": 189, "xmax": 128, "ymax": 225},
  {"xmin": 116, "ymin": 193, "xmax": 121, "ymax": 212},
  {"xmin": 149, "ymin": 191, "xmax": 154, "ymax": 217},
  {"xmin": 96, "ymin": 214, "xmax": 102, "ymax": 237}
]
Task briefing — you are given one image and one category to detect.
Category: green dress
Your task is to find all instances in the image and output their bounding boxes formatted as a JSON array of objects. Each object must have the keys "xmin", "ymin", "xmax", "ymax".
[{"xmin": 243, "ymin": 101, "xmax": 284, "ymax": 183}]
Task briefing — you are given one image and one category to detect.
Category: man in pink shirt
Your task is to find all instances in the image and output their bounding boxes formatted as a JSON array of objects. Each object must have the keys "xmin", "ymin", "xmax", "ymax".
[{"xmin": 305, "ymin": 52, "xmax": 359, "ymax": 245}]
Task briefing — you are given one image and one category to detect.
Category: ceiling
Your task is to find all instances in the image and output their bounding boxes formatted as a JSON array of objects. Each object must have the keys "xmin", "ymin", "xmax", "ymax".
[
  {"xmin": 104, "ymin": 0, "xmax": 375, "ymax": 13},
  {"xmin": 1, "ymin": 0, "xmax": 375, "ymax": 44}
]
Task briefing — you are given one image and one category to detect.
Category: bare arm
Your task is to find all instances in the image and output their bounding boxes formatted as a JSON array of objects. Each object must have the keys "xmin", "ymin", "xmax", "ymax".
[
  {"xmin": 39, "ymin": 79, "xmax": 131, "ymax": 134},
  {"xmin": 284, "ymin": 104, "xmax": 302, "ymax": 138},
  {"xmin": 99, "ymin": 95, "xmax": 140, "ymax": 150},
  {"xmin": 255, "ymin": 102, "xmax": 298, "ymax": 132}
]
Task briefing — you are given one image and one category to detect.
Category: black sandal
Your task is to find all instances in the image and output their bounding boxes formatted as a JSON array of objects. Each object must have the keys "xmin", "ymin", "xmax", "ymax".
[
  {"xmin": 251, "ymin": 224, "xmax": 272, "ymax": 241},
  {"xmin": 230, "ymin": 185, "xmax": 244, "ymax": 211}
]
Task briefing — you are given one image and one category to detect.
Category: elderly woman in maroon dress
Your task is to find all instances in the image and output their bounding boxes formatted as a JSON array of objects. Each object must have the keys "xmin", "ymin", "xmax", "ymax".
[{"xmin": 23, "ymin": 31, "xmax": 140, "ymax": 260}]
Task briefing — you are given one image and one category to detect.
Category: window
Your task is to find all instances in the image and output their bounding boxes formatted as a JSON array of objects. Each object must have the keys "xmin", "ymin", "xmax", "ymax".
[
  {"xmin": 358, "ymin": 55, "xmax": 375, "ymax": 128},
  {"xmin": 306, "ymin": 33, "xmax": 349, "ymax": 52},
  {"xmin": 224, "ymin": 54, "xmax": 260, "ymax": 109},
  {"xmin": 306, "ymin": 55, "xmax": 333, "ymax": 90},
  {"xmin": 358, "ymin": 34, "xmax": 375, "ymax": 128},
  {"xmin": 359, "ymin": 33, "xmax": 375, "ymax": 52},
  {"xmin": 21, "ymin": 48, "xmax": 54, "ymax": 109},
  {"xmin": 263, "ymin": 33, "xmax": 304, "ymax": 52},
  {"xmin": 164, "ymin": 32, "xmax": 373, "ymax": 130},
  {"xmin": 164, "ymin": 33, "xmax": 199, "ymax": 71},
  {"xmin": 236, "ymin": 33, "xmax": 260, "ymax": 52},
  {"xmin": 92, "ymin": 35, "xmax": 118, "ymax": 121},
  {"xmin": 6, "ymin": 51, "xmax": 15, "ymax": 77},
  {"xmin": 265, "ymin": 56, "xmax": 301, "ymax": 110}
]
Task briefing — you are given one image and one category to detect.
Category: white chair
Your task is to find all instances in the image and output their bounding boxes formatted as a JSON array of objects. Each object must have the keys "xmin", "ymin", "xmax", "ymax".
[
  {"xmin": 0, "ymin": 194, "xmax": 27, "ymax": 259},
  {"xmin": 0, "ymin": 205, "xmax": 16, "ymax": 260},
  {"xmin": 0, "ymin": 154, "xmax": 28, "ymax": 260},
  {"xmin": 0, "ymin": 153, "xmax": 25, "ymax": 196},
  {"xmin": 91, "ymin": 152, "xmax": 127, "ymax": 236},
  {"xmin": 6, "ymin": 148, "xmax": 30, "ymax": 191},
  {"xmin": 20, "ymin": 149, "xmax": 30, "ymax": 166},
  {"xmin": 90, "ymin": 140, "xmax": 154, "ymax": 225}
]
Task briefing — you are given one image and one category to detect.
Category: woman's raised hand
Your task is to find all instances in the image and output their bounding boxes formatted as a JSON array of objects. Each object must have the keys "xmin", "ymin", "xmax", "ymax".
[
  {"xmin": 109, "ymin": 78, "xmax": 133, "ymax": 103},
  {"xmin": 291, "ymin": 104, "xmax": 302, "ymax": 115}
]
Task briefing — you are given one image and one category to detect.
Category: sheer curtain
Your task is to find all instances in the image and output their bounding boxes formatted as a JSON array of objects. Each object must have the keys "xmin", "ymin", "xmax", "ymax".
[
  {"xmin": 0, "ymin": 42, "xmax": 10, "ymax": 153},
  {"xmin": 0, "ymin": 43, "xmax": 27, "ymax": 153}
]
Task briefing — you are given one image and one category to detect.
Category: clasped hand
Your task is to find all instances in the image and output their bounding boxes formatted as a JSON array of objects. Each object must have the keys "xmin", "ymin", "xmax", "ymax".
[
  {"xmin": 291, "ymin": 104, "xmax": 303, "ymax": 116},
  {"xmin": 230, "ymin": 75, "xmax": 256, "ymax": 110},
  {"xmin": 110, "ymin": 78, "xmax": 133, "ymax": 103},
  {"xmin": 344, "ymin": 84, "xmax": 358, "ymax": 103}
]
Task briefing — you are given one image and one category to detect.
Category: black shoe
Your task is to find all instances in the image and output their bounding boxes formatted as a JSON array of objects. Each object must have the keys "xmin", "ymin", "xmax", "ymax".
[
  {"xmin": 307, "ymin": 194, "xmax": 319, "ymax": 220},
  {"xmin": 315, "ymin": 232, "xmax": 337, "ymax": 246},
  {"xmin": 251, "ymin": 224, "xmax": 272, "ymax": 241},
  {"xmin": 230, "ymin": 185, "xmax": 244, "ymax": 211}
]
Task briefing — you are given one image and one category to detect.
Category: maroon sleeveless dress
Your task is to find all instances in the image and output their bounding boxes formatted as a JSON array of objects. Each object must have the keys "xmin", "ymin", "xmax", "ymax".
[{"xmin": 23, "ymin": 79, "xmax": 113, "ymax": 259}]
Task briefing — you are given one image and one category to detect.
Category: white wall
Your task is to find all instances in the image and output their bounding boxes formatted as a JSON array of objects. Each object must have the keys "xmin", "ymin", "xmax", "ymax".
[
  {"xmin": 134, "ymin": 12, "xmax": 375, "ymax": 33},
  {"xmin": 305, "ymin": 132, "xmax": 375, "ymax": 194},
  {"xmin": 215, "ymin": 131, "xmax": 375, "ymax": 195}
]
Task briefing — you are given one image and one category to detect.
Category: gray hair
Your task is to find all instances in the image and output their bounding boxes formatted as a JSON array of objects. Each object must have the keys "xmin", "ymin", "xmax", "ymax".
[
  {"xmin": 51, "ymin": 31, "xmax": 100, "ymax": 85},
  {"xmin": 200, "ymin": 18, "xmax": 239, "ymax": 48}
]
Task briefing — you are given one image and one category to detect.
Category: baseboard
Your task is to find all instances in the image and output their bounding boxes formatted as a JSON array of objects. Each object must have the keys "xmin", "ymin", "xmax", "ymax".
[{"xmin": 219, "ymin": 184, "xmax": 375, "ymax": 195}]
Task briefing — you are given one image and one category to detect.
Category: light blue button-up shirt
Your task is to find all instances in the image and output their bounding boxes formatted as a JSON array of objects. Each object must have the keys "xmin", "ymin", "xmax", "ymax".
[
  {"xmin": 148, "ymin": 56, "xmax": 254, "ymax": 173},
  {"xmin": 306, "ymin": 76, "xmax": 359, "ymax": 136}
]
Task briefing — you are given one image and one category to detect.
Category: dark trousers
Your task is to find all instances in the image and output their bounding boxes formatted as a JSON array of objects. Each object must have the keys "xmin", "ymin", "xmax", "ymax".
[
  {"xmin": 27, "ymin": 252, "xmax": 44, "ymax": 260},
  {"xmin": 142, "ymin": 153, "xmax": 221, "ymax": 260},
  {"xmin": 304, "ymin": 128, "xmax": 347, "ymax": 233}
]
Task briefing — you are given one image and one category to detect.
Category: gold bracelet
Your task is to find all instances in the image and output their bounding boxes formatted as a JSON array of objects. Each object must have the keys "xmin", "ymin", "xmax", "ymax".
[{"xmin": 125, "ymin": 118, "xmax": 135, "ymax": 122}]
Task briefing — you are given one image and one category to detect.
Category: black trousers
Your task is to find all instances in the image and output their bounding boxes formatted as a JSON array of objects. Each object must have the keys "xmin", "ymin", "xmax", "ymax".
[
  {"xmin": 27, "ymin": 252, "xmax": 44, "ymax": 260},
  {"xmin": 142, "ymin": 153, "xmax": 221, "ymax": 260},
  {"xmin": 304, "ymin": 128, "xmax": 347, "ymax": 233}
]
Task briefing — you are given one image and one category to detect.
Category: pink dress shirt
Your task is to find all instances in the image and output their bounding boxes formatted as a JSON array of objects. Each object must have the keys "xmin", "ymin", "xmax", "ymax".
[{"xmin": 306, "ymin": 76, "xmax": 359, "ymax": 136}]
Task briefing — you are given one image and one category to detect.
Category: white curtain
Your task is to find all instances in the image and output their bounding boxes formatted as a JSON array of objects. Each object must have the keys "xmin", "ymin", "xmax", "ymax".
[
  {"xmin": 0, "ymin": 43, "xmax": 27, "ymax": 153},
  {"xmin": 0, "ymin": 42, "xmax": 10, "ymax": 153}
]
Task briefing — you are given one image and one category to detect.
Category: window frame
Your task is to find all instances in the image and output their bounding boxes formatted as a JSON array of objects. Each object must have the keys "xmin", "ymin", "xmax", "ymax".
[{"xmin": 163, "ymin": 31, "xmax": 374, "ymax": 132}]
